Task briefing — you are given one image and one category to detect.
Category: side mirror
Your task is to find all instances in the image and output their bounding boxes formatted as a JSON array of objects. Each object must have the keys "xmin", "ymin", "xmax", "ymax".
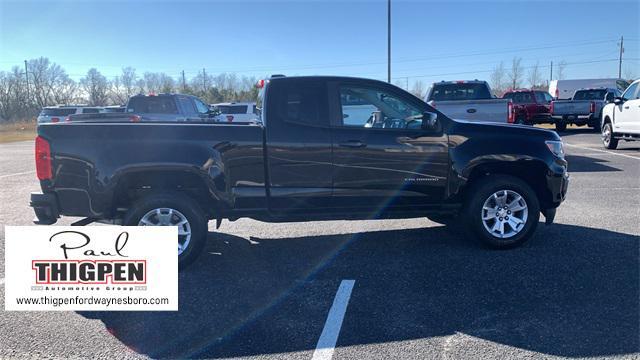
[
  {"xmin": 421, "ymin": 111, "xmax": 438, "ymax": 131},
  {"xmin": 613, "ymin": 97, "xmax": 624, "ymax": 105}
]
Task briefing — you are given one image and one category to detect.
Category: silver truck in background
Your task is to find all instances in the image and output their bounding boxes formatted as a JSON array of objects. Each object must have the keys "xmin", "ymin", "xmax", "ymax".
[
  {"xmin": 550, "ymin": 88, "xmax": 621, "ymax": 131},
  {"xmin": 425, "ymin": 80, "xmax": 513, "ymax": 123}
]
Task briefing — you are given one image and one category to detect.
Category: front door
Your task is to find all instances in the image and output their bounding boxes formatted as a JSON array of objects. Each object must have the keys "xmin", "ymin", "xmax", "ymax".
[
  {"xmin": 616, "ymin": 82, "xmax": 640, "ymax": 132},
  {"xmin": 329, "ymin": 81, "xmax": 449, "ymax": 213}
]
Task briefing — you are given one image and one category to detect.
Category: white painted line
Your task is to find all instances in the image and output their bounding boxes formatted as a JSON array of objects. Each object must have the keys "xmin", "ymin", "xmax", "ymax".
[
  {"xmin": 0, "ymin": 170, "xmax": 35, "ymax": 179},
  {"xmin": 312, "ymin": 280, "xmax": 355, "ymax": 360},
  {"xmin": 564, "ymin": 143, "xmax": 640, "ymax": 160},
  {"xmin": 0, "ymin": 278, "xmax": 4, "ymax": 286}
]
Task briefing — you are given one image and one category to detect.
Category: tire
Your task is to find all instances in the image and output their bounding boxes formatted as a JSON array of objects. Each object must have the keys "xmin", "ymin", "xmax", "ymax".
[
  {"xmin": 515, "ymin": 115, "xmax": 526, "ymax": 125},
  {"xmin": 123, "ymin": 192, "xmax": 208, "ymax": 270},
  {"xmin": 555, "ymin": 121, "xmax": 567, "ymax": 132},
  {"xmin": 463, "ymin": 175, "xmax": 540, "ymax": 249},
  {"xmin": 602, "ymin": 122, "xmax": 618, "ymax": 149}
]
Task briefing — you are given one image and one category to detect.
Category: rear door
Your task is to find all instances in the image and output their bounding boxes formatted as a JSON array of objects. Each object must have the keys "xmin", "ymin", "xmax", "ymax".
[
  {"xmin": 329, "ymin": 80, "xmax": 449, "ymax": 212},
  {"xmin": 264, "ymin": 78, "xmax": 334, "ymax": 212}
]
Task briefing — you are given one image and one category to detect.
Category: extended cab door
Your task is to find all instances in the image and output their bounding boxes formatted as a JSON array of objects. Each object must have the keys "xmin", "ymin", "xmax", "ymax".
[
  {"xmin": 264, "ymin": 78, "xmax": 334, "ymax": 211},
  {"xmin": 328, "ymin": 80, "xmax": 449, "ymax": 211}
]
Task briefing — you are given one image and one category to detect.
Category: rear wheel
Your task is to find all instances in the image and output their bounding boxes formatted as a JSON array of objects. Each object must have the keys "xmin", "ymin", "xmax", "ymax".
[
  {"xmin": 555, "ymin": 121, "xmax": 567, "ymax": 132},
  {"xmin": 463, "ymin": 175, "xmax": 540, "ymax": 248},
  {"xmin": 602, "ymin": 122, "xmax": 618, "ymax": 149},
  {"xmin": 123, "ymin": 193, "xmax": 208, "ymax": 269}
]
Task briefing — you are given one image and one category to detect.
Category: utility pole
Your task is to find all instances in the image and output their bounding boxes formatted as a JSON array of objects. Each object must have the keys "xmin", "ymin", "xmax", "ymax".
[
  {"xmin": 24, "ymin": 60, "xmax": 30, "ymax": 103},
  {"xmin": 387, "ymin": 0, "xmax": 391, "ymax": 83},
  {"xmin": 202, "ymin": 68, "xmax": 207, "ymax": 93},
  {"xmin": 181, "ymin": 70, "xmax": 186, "ymax": 92},
  {"xmin": 550, "ymin": 61, "xmax": 553, "ymax": 81},
  {"xmin": 618, "ymin": 35, "xmax": 624, "ymax": 78}
]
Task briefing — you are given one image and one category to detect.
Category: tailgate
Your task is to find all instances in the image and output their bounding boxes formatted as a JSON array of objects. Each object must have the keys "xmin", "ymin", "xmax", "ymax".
[
  {"xmin": 433, "ymin": 99, "xmax": 509, "ymax": 123},
  {"xmin": 552, "ymin": 101, "xmax": 591, "ymax": 116}
]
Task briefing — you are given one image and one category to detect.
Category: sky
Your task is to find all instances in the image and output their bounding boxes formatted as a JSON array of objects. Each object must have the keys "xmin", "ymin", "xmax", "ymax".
[{"xmin": 1, "ymin": 0, "xmax": 638, "ymax": 89}]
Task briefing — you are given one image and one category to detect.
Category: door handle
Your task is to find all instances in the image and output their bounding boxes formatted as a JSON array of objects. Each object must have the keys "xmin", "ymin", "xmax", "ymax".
[
  {"xmin": 466, "ymin": 108, "xmax": 477, "ymax": 114},
  {"xmin": 339, "ymin": 140, "xmax": 367, "ymax": 148},
  {"xmin": 624, "ymin": 106, "xmax": 630, "ymax": 109}
]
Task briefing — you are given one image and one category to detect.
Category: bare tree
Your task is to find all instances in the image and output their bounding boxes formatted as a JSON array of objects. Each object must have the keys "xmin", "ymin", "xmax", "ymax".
[
  {"xmin": 508, "ymin": 57, "xmax": 523, "ymax": 89},
  {"xmin": 557, "ymin": 61, "xmax": 567, "ymax": 80},
  {"xmin": 80, "ymin": 68, "xmax": 109, "ymax": 106},
  {"xmin": 490, "ymin": 61, "xmax": 506, "ymax": 95},
  {"xmin": 51, "ymin": 76, "xmax": 77, "ymax": 105},
  {"xmin": 528, "ymin": 61, "xmax": 542, "ymax": 89},
  {"xmin": 110, "ymin": 67, "xmax": 138, "ymax": 103},
  {"xmin": 410, "ymin": 80, "xmax": 427, "ymax": 99},
  {"xmin": 27, "ymin": 57, "xmax": 71, "ymax": 107}
]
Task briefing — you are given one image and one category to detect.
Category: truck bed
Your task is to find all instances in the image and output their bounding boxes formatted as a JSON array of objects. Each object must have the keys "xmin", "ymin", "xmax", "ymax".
[{"xmin": 36, "ymin": 122, "xmax": 265, "ymax": 218}]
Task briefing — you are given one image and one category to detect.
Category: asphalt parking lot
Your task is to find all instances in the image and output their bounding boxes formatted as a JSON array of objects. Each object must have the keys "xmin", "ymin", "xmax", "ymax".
[{"xmin": 0, "ymin": 129, "xmax": 638, "ymax": 359}]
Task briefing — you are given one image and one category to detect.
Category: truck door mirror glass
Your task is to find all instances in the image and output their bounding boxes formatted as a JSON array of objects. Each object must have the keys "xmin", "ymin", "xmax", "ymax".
[{"xmin": 421, "ymin": 111, "xmax": 438, "ymax": 131}]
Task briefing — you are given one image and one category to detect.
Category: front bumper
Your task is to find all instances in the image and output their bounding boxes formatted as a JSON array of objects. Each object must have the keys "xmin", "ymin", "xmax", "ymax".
[
  {"xmin": 30, "ymin": 192, "xmax": 59, "ymax": 225},
  {"xmin": 547, "ymin": 161, "xmax": 570, "ymax": 207}
]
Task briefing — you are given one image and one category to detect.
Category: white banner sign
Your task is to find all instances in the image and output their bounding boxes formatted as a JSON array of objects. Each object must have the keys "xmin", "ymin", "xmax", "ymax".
[{"xmin": 5, "ymin": 226, "xmax": 178, "ymax": 311}]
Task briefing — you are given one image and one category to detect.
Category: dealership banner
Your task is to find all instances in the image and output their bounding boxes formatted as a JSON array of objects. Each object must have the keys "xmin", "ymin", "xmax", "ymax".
[{"xmin": 4, "ymin": 226, "xmax": 178, "ymax": 311}]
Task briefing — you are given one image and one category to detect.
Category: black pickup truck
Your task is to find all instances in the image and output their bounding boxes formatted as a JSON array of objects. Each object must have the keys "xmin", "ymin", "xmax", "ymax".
[{"xmin": 31, "ymin": 76, "xmax": 569, "ymax": 268}]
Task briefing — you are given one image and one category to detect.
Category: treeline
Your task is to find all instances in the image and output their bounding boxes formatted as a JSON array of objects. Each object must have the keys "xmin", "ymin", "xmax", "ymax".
[{"xmin": 0, "ymin": 57, "xmax": 260, "ymax": 122}]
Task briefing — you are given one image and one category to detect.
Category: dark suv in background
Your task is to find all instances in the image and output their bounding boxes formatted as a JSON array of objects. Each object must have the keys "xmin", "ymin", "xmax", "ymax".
[{"xmin": 502, "ymin": 89, "xmax": 553, "ymax": 125}]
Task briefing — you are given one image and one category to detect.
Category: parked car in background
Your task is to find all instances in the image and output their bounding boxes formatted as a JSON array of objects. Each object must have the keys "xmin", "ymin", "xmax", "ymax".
[
  {"xmin": 502, "ymin": 89, "xmax": 552, "ymax": 125},
  {"xmin": 101, "ymin": 105, "xmax": 126, "ymax": 113},
  {"xmin": 549, "ymin": 78, "xmax": 630, "ymax": 100},
  {"xmin": 210, "ymin": 102, "xmax": 259, "ymax": 122},
  {"xmin": 425, "ymin": 80, "xmax": 513, "ymax": 123},
  {"xmin": 69, "ymin": 94, "xmax": 215, "ymax": 122},
  {"xmin": 550, "ymin": 88, "xmax": 620, "ymax": 131},
  {"xmin": 37, "ymin": 106, "xmax": 101, "ymax": 123},
  {"xmin": 601, "ymin": 79, "xmax": 640, "ymax": 149},
  {"xmin": 31, "ymin": 75, "xmax": 568, "ymax": 269}
]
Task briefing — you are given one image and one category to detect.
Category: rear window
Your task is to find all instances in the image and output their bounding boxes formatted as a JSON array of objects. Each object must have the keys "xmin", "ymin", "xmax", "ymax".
[
  {"xmin": 573, "ymin": 90, "xmax": 606, "ymax": 100},
  {"xmin": 216, "ymin": 105, "xmax": 248, "ymax": 114},
  {"xmin": 102, "ymin": 107, "xmax": 125, "ymax": 113},
  {"xmin": 503, "ymin": 92, "xmax": 533, "ymax": 104},
  {"xmin": 127, "ymin": 96, "xmax": 178, "ymax": 114},
  {"xmin": 429, "ymin": 83, "xmax": 491, "ymax": 101},
  {"xmin": 40, "ymin": 108, "xmax": 77, "ymax": 116},
  {"xmin": 81, "ymin": 108, "xmax": 101, "ymax": 114}
]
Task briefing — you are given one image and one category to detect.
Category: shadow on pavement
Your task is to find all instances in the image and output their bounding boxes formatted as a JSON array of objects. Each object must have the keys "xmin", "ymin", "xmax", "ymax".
[
  {"xmin": 79, "ymin": 222, "xmax": 639, "ymax": 359},
  {"xmin": 565, "ymin": 154, "xmax": 622, "ymax": 172}
]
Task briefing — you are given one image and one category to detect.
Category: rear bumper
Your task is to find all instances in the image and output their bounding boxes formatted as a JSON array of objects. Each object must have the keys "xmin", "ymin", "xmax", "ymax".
[
  {"xmin": 30, "ymin": 192, "xmax": 59, "ymax": 225},
  {"xmin": 551, "ymin": 114, "xmax": 596, "ymax": 123}
]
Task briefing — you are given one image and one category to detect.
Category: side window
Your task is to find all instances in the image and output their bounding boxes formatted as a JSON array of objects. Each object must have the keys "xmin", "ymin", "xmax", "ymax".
[
  {"xmin": 606, "ymin": 92, "xmax": 615, "ymax": 102},
  {"xmin": 622, "ymin": 83, "xmax": 639, "ymax": 100},
  {"xmin": 194, "ymin": 99, "xmax": 210, "ymax": 114},
  {"xmin": 178, "ymin": 97, "xmax": 196, "ymax": 115},
  {"xmin": 276, "ymin": 82, "xmax": 324, "ymax": 126},
  {"xmin": 543, "ymin": 92, "xmax": 553, "ymax": 103},
  {"xmin": 339, "ymin": 86, "xmax": 422, "ymax": 129}
]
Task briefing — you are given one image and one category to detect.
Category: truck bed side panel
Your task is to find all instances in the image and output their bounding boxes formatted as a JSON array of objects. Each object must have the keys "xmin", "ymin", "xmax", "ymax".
[{"xmin": 37, "ymin": 123, "xmax": 265, "ymax": 217}]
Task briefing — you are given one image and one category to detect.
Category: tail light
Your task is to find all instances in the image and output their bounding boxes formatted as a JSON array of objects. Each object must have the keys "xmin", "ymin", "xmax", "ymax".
[
  {"xmin": 129, "ymin": 115, "xmax": 141, "ymax": 122},
  {"xmin": 64, "ymin": 116, "xmax": 71, "ymax": 122},
  {"xmin": 507, "ymin": 101, "xmax": 514, "ymax": 123},
  {"xmin": 555, "ymin": 88, "xmax": 559, "ymax": 98},
  {"xmin": 51, "ymin": 117, "xmax": 59, "ymax": 123},
  {"xmin": 256, "ymin": 79, "xmax": 265, "ymax": 89},
  {"xmin": 226, "ymin": 115, "xmax": 234, "ymax": 122},
  {"xmin": 550, "ymin": 101, "xmax": 555, "ymax": 114},
  {"xmin": 35, "ymin": 136, "xmax": 52, "ymax": 180},
  {"xmin": 590, "ymin": 101, "xmax": 596, "ymax": 113}
]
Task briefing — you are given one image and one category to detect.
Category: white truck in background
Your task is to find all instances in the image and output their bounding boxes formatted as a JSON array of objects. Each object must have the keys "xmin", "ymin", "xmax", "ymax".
[
  {"xmin": 549, "ymin": 78, "xmax": 630, "ymax": 100},
  {"xmin": 425, "ymin": 80, "xmax": 514, "ymax": 123},
  {"xmin": 601, "ymin": 79, "xmax": 640, "ymax": 149}
]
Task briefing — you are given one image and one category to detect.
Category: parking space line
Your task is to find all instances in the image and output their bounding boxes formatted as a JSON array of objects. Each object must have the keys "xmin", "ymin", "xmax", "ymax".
[
  {"xmin": 564, "ymin": 143, "xmax": 640, "ymax": 160},
  {"xmin": 0, "ymin": 170, "xmax": 35, "ymax": 179},
  {"xmin": 312, "ymin": 280, "xmax": 355, "ymax": 360},
  {"xmin": 0, "ymin": 278, "xmax": 4, "ymax": 286}
]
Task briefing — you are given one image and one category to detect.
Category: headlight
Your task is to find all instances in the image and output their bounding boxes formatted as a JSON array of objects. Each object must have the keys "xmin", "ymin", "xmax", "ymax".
[{"xmin": 545, "ymin": 140, "xmax": 564, "ymax": 158}]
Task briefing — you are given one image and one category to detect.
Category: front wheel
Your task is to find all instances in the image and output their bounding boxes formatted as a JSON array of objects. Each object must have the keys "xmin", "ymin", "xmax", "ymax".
[
  {"xmin": 123, "ymin": 193, "xmax": 208, "ymax": 270},
  {"xmin": 555, "ymin": 121, "xmax": 567, "ymax": 132},
  {"xmin": 602, "ymin": 122, "xmax": 618, "ymax": 149},
  {"xmin": 463, "ymin": 175, "xmax": 540, "ymax": 249}
]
